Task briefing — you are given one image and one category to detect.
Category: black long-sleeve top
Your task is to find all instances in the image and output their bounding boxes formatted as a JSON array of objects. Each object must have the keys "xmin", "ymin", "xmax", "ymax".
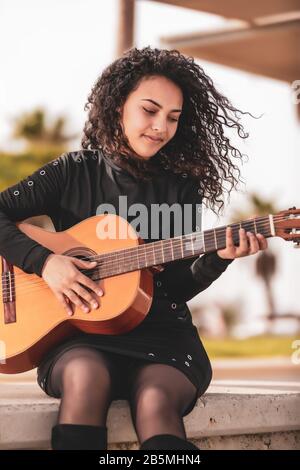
[
  {"xmin": 1, "ymin": 149, "xmax": 236, "ymax": 396},
  {"xmin": 0, "ymin": 149, "xmax": 233, "ymax": 307}
]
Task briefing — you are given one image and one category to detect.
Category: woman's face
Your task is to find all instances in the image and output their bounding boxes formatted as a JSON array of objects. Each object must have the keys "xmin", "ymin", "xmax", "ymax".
[{"xmin": 120, "ymin": 75, "xmax": 183, "ymax": 160}]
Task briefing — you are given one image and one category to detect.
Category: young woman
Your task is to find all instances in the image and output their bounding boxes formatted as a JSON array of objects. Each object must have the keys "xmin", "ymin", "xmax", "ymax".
[{"xmin": 0, "ymin": 47, "xmax": 267, "ymax": 450}]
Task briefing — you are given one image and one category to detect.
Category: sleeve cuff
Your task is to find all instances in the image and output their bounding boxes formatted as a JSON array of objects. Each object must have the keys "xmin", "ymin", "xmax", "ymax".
[
  {"xmin": 190, "ymin": 250, "xmax": 234, "ymax": 282},
  {"xmin": 206, "ymin": 251, "xmax": 235, "ymax": 268},
  {"xmin": 22, "ymin": 245, "xmax": 55, "ymax": 277}
]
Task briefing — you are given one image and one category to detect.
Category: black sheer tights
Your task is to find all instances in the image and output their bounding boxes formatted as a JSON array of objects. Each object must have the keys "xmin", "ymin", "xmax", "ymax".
[{"xmin": 49, "ymin": 346, "xmax": 198, "ymax": 444}]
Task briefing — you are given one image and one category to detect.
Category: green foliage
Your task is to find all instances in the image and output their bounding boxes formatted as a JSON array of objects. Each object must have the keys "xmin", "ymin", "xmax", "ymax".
[
  {"xmin": 0, "ymin": 107, "xmax": 78, "ymax": 191},
  {"xmin": 202, "ymin": 334, "xmax": 298, "ymax": 358},
  {"xmin": 0, "ymin": 148, "xmax": 66, "ymax": 191}
]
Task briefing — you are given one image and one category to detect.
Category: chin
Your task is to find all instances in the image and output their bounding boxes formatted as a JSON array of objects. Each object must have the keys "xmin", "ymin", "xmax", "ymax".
[{"xmin": 132, "ymin": 148, "xmax": 156, "ymax": 160}]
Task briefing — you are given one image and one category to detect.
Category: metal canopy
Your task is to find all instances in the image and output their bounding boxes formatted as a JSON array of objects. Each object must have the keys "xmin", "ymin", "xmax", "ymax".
[
  {"xmin": 151, "ymin": 0, "xmax": 299, "ymax": 21},
  {"xmin": 152, "ymin": 0, "xmax": 300, "ymax": 83}
]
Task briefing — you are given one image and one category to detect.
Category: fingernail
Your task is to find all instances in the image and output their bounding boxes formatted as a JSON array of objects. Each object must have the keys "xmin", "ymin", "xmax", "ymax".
[{"xmin": 92, "ymin": 302, "xmax": 98, "ymax": 309}]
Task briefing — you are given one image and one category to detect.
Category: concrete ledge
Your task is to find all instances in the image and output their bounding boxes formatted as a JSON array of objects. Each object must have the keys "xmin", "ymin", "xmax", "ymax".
[
  {"xmin": 193, "ymin": 431, "xmax": 300, "ymax": 450},
  {"xmin": 212, "ymin": 357, "xmax": 299, "ymax": 382},
  {"xmin": 0, "ymin": 379, "xmax": 299, "ymax": 450}
]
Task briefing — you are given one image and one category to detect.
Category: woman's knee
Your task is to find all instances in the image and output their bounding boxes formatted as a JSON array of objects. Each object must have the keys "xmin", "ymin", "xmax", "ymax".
[
  {"xmin": 131, "ymin": 385, "xmax": 179, "ymax": 420},
  {"xmin": 129, "ymin": 364, "xmax": 197, "ymax": 417},
  {"xmin": 53, "ymin": 348, "xmax": 113, "ymax": 396}
]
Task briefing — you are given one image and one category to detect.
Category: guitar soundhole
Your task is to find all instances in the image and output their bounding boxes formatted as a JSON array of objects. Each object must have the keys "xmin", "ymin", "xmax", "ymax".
[{"xmin": 62, "ymin": 247, "xmax": 100, "ymax": 282}]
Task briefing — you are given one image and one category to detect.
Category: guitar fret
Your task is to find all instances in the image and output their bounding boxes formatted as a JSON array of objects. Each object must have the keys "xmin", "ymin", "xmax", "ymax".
[
  {"xmin": 269, "ymin": 214, "xmax": 275, "ymax": 236},
  {"xmin": 152, "ymin": 242, "xmax": 156, "ymax": 265},
  {"xmin": 171, "ymin": 239, "xmax": 175, "ymax": 260},
  {"xmin": 143, "ymin": 243, "xmax": 147, "ymax": 267},
  {"xmin": 190, "ymin": 234, "xmax": 195, "ymax": 255},
  {"xmin": 253, "ymin": 218, "xmax": 257, "ymax": 234},
  {"xmin": 96, "ymin": 214, "xmax": 276, "ymax": 278},
  {"xmin": 160, "ymin": 240, "xmax": 165, "ymax": 262},
  {"xmin": 182, "ymin": 235, "xmax": 190, "ymax": 257},
  {"xmin": 213, "ymin": 229, "xmax": 217, "ymax": 249},
  {"xmin": 216, "ymin": 227, "xmax": 224, "ymax": 250}
]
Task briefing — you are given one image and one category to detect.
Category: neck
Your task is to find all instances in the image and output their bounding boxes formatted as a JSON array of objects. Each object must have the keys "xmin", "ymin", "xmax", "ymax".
[{"xmin": 94, "ymin": 214, "xmax": 274, "ymax": 279}]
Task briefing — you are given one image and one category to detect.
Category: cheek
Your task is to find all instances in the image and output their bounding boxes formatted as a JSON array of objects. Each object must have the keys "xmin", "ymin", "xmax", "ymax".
[
  {"xmin": 137, "ymin": 112, "xmax": 149, "ymax": 132},
  {"xmin": 169, "ymin": 124, "xmax": 178, "ymax": 140},
  {"xmin": 124, "ymin": 109, "xmax": 148, "ymax": 137}
]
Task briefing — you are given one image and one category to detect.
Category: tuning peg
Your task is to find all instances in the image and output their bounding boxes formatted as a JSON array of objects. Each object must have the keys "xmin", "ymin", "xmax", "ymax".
[{"xmin": 289, "ymin": 206, "xmax": 296, "ymax": 210}]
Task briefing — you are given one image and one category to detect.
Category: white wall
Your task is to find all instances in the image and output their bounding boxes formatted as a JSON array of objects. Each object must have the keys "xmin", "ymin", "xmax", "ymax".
[{"xmin": 135, "ymin": 1, "xmax": 300, "ymax": 331}]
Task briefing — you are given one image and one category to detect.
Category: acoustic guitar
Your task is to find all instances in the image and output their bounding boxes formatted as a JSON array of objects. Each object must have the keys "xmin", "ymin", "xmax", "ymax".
[{"xmin": 0, "ymin": 208, "xmax": 299, "ymax": 373}]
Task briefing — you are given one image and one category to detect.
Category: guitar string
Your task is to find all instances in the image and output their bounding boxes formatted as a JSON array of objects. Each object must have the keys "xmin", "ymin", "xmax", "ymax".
[
  {"xmin": 0, "ymin": 214, "xmax": 295, "ymax": 297},
  {"xmin": 6, "ymin": 213, "xmax": 287, "ymax": 283},
  {"xmin": 1, "ymin": 214, "xmax": 296, "ymax": 295},
  {"xmin": 1, "ymin": 224, "xmax": 292, "ymax": 299},
  {"xmin": 2, "ymin": 215, "xmax": 278, "ymax": 288}
]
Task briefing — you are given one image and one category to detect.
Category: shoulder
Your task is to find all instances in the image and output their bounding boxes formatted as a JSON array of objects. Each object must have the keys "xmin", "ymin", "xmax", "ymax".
[
  {"xmin": 62, "ymin": 149, "xmax": 102, "ymax": 165},
  {"xmin": 48, "ymin": 149, "xmax": 105, "ymax": 176}
]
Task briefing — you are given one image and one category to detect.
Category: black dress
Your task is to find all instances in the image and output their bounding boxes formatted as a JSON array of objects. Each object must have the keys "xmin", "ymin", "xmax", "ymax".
[{"xmin": 0, "ymin": 149, "xmax": 233, "ymax": 415}]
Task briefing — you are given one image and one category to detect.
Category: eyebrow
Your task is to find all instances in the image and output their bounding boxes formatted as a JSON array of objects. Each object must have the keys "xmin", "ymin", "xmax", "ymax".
[{"xmin": 141, "ymin": 99, "xmax": 182, "ymax": 113}]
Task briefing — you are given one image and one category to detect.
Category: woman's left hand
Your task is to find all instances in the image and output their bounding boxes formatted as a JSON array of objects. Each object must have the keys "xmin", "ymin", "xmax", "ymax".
[{"xmin": 217, "ymin": 225, "xmax": 268, "ymax": 260}]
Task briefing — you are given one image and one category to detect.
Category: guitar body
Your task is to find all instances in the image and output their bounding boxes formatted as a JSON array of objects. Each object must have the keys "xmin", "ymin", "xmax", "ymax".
[
  {"xmin": 0, "ymin": 214, "xmax": 153, "ymax": 373},
  {"xmin": 1, "ymin": 206, "xmax": 299, "ymax": 373}
]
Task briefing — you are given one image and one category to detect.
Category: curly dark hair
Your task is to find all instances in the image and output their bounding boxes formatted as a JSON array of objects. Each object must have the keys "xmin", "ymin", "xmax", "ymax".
[{"xmin": 82, "ymin": 46, "xmax": 253, "ymax": 214}]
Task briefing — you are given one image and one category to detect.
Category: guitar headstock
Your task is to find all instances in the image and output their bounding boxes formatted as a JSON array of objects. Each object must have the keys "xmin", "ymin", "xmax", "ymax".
[{"xmin": 274, "ymin": 207, "xmax": 300, "ymax": 246}]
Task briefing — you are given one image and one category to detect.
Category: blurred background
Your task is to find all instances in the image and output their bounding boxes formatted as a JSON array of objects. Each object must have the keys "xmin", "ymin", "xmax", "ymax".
[{"xmin": 0, "ymin": 0, "xmax": 299, "ymax": 381}]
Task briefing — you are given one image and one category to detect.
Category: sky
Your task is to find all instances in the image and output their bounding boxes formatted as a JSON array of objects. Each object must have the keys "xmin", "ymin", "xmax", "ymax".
[{"xmin": 1, "ymin": 0, "xmax": 299, "ymax": 334}]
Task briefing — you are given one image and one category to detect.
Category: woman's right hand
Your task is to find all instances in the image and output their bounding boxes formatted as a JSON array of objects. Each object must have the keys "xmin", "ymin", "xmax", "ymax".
[{"xmin": 41, "ymin": 254, "xmax": 104, "ymax": 317}]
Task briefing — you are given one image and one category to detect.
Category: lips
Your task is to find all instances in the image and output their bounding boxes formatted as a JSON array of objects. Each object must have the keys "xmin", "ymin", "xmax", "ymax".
[{"xmin": 143, "ymin": 135, "xmax": 163, "ymax": 143}]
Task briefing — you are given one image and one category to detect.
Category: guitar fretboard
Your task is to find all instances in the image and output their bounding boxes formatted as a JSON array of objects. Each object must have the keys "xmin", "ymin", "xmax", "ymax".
[{"xmin": 95, "ymin": 215, "xmax": 273, "ymax": 279}]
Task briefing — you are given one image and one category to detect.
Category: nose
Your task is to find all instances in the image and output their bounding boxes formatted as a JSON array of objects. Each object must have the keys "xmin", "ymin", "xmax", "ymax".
[{"xmin": 151, "ymin": 116, "xmax": 167, "ymax": 134}]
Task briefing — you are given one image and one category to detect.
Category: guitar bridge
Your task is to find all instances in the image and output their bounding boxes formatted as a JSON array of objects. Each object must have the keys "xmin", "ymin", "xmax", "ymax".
[{"xmin": 1, "ymin": 257, "xmax": 16, "ymax": 324}]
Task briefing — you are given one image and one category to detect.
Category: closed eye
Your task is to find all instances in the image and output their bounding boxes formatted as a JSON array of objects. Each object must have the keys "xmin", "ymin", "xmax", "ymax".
[{"xmin": 142, "ymin": 107, "xmax": 178, "ymax": 122}]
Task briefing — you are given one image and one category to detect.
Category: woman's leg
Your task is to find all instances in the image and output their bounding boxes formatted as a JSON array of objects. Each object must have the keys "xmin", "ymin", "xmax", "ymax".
[
  {"xmin": 49, "ymin": 346, "xmax": 115, "ymax": 449},
  {"xmin": 128, "ymin": 363, "xmax": 198, "ymax": 446},
  {"xmin": 49, "ymin": 346, "xmax": 114, "ymax": 425}
]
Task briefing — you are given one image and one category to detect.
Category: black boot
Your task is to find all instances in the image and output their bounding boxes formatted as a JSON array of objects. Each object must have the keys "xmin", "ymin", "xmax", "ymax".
[
  {"xmin": 51, "ymin": 423, "xmax": 107, "ymax": 450},
  {"xmin": 140, "ymin": 434, "xmax": 200, "ymax": 450}
]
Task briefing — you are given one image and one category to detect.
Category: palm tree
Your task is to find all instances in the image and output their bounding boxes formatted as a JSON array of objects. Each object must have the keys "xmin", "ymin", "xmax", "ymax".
[
  {"xmin": 1, "ymin": 108, "xmax": 81, "ymax": 229},
  {"xmin": 0, "ymin": 108, "xmax": 80, "ymax": 190},
  {"xmin": 11, "ymin": 107, "xmax": 79, "ymax": 151}
]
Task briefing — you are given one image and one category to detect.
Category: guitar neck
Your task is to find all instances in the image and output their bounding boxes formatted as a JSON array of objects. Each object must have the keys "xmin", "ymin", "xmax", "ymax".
[{"xmin": 97, "ymin": 215, "xmax": 275, "ymax": 279}]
